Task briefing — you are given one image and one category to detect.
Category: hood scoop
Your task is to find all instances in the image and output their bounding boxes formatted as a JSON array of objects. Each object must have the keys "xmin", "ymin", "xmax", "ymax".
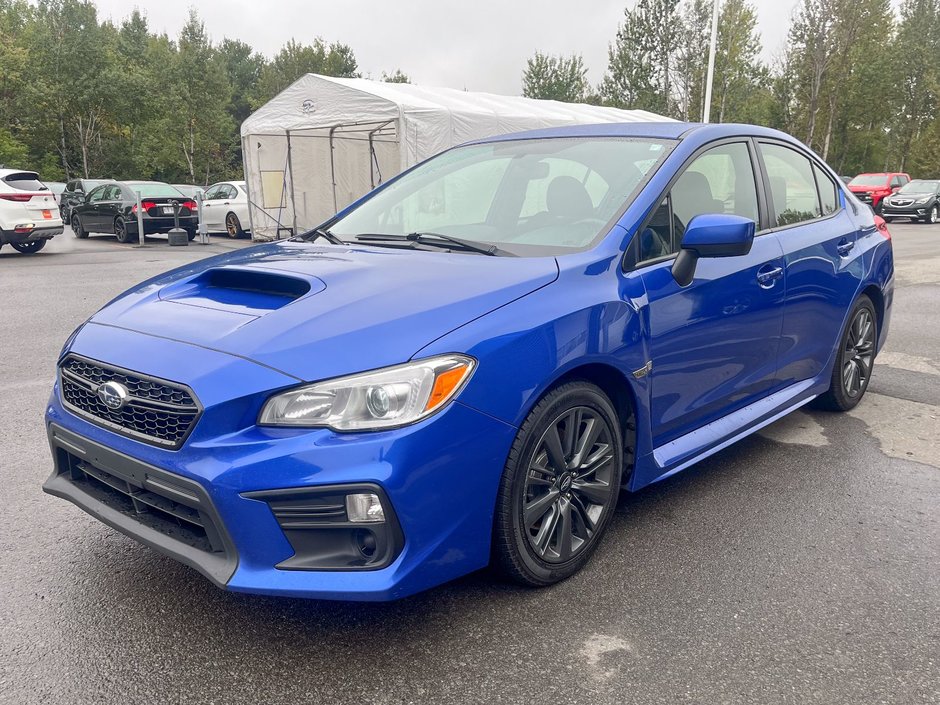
[{"xmin": 159, "ymin": 266, "xmax": 326, "ymax": 315}]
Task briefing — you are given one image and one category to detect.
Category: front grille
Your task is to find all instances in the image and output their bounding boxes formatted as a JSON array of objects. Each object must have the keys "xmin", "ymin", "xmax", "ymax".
[{"xmin": 59, "ymin": 354, "xmax": 201, "ymax": 449}]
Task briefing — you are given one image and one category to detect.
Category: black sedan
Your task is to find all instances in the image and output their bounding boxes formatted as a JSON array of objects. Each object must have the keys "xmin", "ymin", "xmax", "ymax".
[
  {"xmin": 69, "ymin": 181, "xmax": 198, "ymax": 242},
  {"xmin": 881, "ymin": 179, "xmax": 940, "ymax": 224}
]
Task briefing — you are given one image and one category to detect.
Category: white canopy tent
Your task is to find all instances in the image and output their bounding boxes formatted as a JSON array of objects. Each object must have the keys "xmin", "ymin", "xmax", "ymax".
[{"xmin": 240, "ymin": 74, "xmax": 675, "ymax": 240}]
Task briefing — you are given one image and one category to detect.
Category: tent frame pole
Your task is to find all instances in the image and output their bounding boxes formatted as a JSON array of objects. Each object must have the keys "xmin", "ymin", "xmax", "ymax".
[
  {"xmin": 285, "ymin": 129, "xmax": 298, "ymax": 237},
  {"xmin": 243, "ymin": 134, "xmax": 258, "ymax": 240},
  {"xmin": 329, "ymin": 125, "xmax": 339, "ymax": 213},
  {"xmin": 367, "ymin": 120, "xmax": 394, "ymax": 190}
]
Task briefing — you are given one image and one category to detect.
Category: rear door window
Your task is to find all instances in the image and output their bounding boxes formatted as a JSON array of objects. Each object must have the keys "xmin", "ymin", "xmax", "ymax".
[
  {"xmin": 759, "ymin": 143, "xmax": 822, "ymax": 226},
  {"xmin": 813, "ymin": 164, "xmax": 838, "ymax": 216}
]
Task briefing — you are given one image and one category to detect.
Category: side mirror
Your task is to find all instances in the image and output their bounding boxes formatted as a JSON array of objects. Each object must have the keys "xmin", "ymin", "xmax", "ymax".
[{"xmin": 671, "ymin": 213, "xmax": 755, "ymax": 287}]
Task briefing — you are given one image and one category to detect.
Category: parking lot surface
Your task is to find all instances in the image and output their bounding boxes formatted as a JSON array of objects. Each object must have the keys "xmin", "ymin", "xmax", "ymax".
[{"xmin": 1, "ymin": 225, "xmax": 938, "ymax": 704}]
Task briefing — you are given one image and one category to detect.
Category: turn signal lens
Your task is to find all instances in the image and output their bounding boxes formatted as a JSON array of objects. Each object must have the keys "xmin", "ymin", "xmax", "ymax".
[{"xmin": 425, "ymin": 364, "xmax": 471, "ymax": 411}]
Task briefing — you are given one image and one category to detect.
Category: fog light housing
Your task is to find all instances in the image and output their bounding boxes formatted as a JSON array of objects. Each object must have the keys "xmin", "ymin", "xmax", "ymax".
[{"xmin": 346, "ymin": 492, "xmax": 385, "ymax": 523}]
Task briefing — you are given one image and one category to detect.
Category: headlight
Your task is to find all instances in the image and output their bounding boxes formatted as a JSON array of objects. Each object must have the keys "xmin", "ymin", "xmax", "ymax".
[
  {"xmin": 259, "ymin": 354, "xmax": 476, "ymax": 430},
  {"xmin": 915, "ymin": 197, "xmax": 931, "ymax": 204}
]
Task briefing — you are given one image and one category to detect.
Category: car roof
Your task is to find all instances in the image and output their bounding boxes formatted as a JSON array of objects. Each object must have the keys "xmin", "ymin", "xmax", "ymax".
[{"xmin": 470, "ymin": 121, "xmax": 811, "ymax": 150}]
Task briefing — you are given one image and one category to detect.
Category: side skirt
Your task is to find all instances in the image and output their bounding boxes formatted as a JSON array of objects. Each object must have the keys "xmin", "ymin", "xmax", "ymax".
[{"xmin": 633, "ymin": 377, "xmax": 824, "ymax": 489}]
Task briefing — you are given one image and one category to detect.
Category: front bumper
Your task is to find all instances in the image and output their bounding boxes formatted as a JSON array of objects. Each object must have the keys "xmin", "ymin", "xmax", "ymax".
[
  {"xmin": 43, "ymin": 324, "xmax": 516, "ymax": 601},
  {"xmin": 882, "ymin": 204, "xmax": 930, "ymax": 218},
  {"xmin": 1, "ymin": 225, "xmax": 64, "ymax": 244}
]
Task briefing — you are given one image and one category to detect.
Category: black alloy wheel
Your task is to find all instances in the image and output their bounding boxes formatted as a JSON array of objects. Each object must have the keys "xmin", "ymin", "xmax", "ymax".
[
  {"xmin": 494, "ymin": 381, "xmax": 623, "ymax": 586},
  {"xmin": 814, "ymin": 295, "xmax": 876, "ymax": 411},
  {"xmin": 226, "ymin": 212, "xmax": 244, "ymax": 238},
  {"xmin": 114, "ymin": 217, "xmax": 129, "ymax": 244},
  {"xmin": 71, "ymin": 214, "xmax": 87, "ymax": 238},
  {"xmin": 11, "ymin": 240, "xmax": 46, "ymax": 254}
]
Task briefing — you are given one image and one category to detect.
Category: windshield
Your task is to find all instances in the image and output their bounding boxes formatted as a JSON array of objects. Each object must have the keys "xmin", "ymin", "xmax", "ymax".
[
  {"xmin": 849, "ymin": 174, "xmax": 889, "ymax": 187},
  {"xmin": 329, "ymin": 137, "xmax": 674, "ymax": 256},
  {"xmin": 898, "ymin": 180, "xmax": 939, "ymax": 194},
  {"xmin": 128, "ymin": 182, "xmax": 184, "ymax": 198}
]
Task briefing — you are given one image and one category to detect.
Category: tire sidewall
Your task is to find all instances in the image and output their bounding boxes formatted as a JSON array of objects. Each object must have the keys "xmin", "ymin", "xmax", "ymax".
[
  {"xmin": 71, "ymin": 214, "xmax": 87, "ymax": 238},
  {"xmin": 831, "ymin": 296, "xmax": 877, "ymax": 410},
  {"xmin": 498, "ymin": 382, "xmax": 623, "ymax": 585},
  {"xmin": 226, "ymin": 213, "xmax": 242, "ymax": 238},
  {"xmin": 114, "ymin": 218, "xmax": 127, "ymax": 243}
]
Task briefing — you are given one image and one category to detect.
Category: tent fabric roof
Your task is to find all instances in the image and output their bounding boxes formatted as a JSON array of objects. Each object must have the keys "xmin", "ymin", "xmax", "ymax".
[{"xmin": 240, "ymin": 74, "xmax": 675, "ymax": 136}]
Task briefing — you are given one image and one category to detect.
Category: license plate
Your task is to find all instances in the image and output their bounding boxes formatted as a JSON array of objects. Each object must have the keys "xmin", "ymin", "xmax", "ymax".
[
  {"xmin": 162, "ymin": 206, "xmax": 173, "ymax": 215},
  {"xmin": 42, "ymin": 209, "xmax": 52, "ymax": 219}
]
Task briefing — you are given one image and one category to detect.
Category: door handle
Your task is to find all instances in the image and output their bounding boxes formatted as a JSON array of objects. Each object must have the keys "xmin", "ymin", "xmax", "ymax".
[
  {"xmin": 756, "ymin": 265, "xmax": 784, "ymax": 288},
  {"xmin": 837, "ymin": 239, "xmax": 854, "ymax": 256}
]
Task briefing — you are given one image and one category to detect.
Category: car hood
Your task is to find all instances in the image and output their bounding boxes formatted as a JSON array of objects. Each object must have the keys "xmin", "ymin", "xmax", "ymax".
[
  {"xmin": 848, "ymin": 185, "xmax": 884, "ymax": 192},
  {"xmin": 85, "ymin": 241, "xmax": 559, "ymax": 381}
]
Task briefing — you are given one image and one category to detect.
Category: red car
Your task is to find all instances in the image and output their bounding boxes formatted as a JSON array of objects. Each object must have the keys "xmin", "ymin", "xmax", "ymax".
[{"xmin": 848, "ymin": 172, "xmax": 910, "ymax": 212}]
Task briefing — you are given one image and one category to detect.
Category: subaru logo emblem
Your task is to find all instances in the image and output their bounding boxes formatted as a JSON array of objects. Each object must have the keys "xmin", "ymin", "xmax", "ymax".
[{"xmin": 97, "ymin": 381, "xmax": 129, "ymax": 410}]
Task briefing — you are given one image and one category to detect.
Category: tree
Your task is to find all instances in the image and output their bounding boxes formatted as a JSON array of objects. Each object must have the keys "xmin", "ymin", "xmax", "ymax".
[
  {"xmin": 382, "ymin": 69, "xmax": 411, "ymax": 84},
  {"xmin": 522, "ymin": 52, "xmax": 589, "ymax": 102},
  {"xmin": 170, "ymin": 11, "xmax": 233, "ymax": 184},
  {"xmin": 711, "ymin": 0, "xmax": 763, "ymax": 123},
  {"xmin": 602, "ymin": 0, "xmax": 681, "ymax": 113},
  {"xmin": 253, "ymin": 38, "xmax": 359, "ymax": 107}
]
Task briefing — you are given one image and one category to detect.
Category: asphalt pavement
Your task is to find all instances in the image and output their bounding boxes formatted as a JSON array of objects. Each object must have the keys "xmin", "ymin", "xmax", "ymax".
[{"xmin": 1, "ymin": 225, "xmax": 938, "ymax": 705}]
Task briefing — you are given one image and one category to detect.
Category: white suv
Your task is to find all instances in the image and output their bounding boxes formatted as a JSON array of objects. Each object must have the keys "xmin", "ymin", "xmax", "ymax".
[{"xmin": 0, "ymin": 169, "xmax": 63, "ymax": 254}]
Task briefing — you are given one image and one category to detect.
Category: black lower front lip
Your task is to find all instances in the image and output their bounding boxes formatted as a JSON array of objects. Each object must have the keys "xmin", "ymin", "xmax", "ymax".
[{"xmin": 43, "ymin": 423, "xmax": 238, "ymax": 587}]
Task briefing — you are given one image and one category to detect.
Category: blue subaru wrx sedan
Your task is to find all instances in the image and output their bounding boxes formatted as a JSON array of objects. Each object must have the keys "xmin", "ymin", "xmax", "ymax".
[{"xmin": 44, "ymin": 123, "xmax": 893, "ymax": 600}]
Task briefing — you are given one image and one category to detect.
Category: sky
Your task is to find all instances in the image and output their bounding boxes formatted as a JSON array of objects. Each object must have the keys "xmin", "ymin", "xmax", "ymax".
[{"xmin": 94, "ymin": 0, "xmax": 800, "ymax": 96}]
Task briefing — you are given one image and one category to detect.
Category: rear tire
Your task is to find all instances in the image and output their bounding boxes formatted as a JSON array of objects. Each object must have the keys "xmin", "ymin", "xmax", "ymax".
[
  {"xmin": 494, "ymin": 381, "xmax": 623, "ymax": 587},
  {"xmin": 225, "ymin": 212, "xmax": 244, "ymax": 238},
  {"xmin": 114, "ymin": 217, "xmax": 129, "ymax": 244},
  {"xmin": 11, "ymin": 240, "xmax": 46, "ymax": 254},
  {"xmin": 814, "ymin": 295, "xmax": 876, "ymax": 412},
  {"xmin": 71, "ymin": 214, "xmax": 88, "ymax": 238}
]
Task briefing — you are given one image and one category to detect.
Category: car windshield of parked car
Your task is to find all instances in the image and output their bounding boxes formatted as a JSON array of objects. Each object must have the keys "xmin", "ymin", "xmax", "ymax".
[
  {"xmin": 328, "ymin": 137, "xmax": 675, "ymax": 256},
  {"xmin": 128, "ymin": 183, "xmax": 184, "ymax": 198},
  {"xmin": 898, "ymin": 180, "xmax": 940, "ymax": 194},
  {"xmin": 849, "ymin": 174, "xmax": 888, "ymax": 187}
]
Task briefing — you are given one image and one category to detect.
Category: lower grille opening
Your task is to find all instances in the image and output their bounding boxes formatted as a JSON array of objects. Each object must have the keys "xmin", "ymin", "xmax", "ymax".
[{"xmin": 58, "ymin": 448, "xmax": 224, "ymax": 555}]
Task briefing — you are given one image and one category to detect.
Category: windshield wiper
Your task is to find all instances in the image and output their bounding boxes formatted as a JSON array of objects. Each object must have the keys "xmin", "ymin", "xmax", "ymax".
[
  {"xmin": 297, "ymin": 227, "xmax": 345, "ymax": 245},
  {"xmin": 353, "ymin": 232, "xmax": 513, "ymax": 257}
]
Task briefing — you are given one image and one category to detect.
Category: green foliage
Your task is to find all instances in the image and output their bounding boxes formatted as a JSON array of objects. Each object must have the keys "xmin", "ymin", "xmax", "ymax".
[
  {"xmin": 382, "ymin": 69, "xmax": 411, "ymax": 84},
  {"xmin": 0, "ymin": 4, "xmax": 396, "ymax": 184},
  {"xmin": 522, "ymin": 53, "xmax": 589, "ymax": 102},
  {"xmin": 524, "ymin": 0, "xmax": 933, "ymax": 174}
]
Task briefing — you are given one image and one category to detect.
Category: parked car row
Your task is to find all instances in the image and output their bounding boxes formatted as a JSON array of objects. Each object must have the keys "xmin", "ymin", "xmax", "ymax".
[
  {"xmin": 1, "ymin": 175, "xmax": 254, "ymax": 255},
  {"xmin": 843, "ymin": 171, "xmax": 940, "ymax": 223}
]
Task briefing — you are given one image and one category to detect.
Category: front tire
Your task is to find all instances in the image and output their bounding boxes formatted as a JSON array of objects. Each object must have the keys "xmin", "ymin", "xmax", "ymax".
[
  {"xmin": 494, "ymin": 381, "xmax": 623, "ymax": 587},
  {"xmin": 814, "ymin": 295, "xmax": 876, "ymax": 412},
  {"xmin": 924, "ymin": 204, "xmax": 939, "ymax": 224},
  {"xmin": 11, "ymin": 240, "xmax": 46, "ymax": 254}
]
